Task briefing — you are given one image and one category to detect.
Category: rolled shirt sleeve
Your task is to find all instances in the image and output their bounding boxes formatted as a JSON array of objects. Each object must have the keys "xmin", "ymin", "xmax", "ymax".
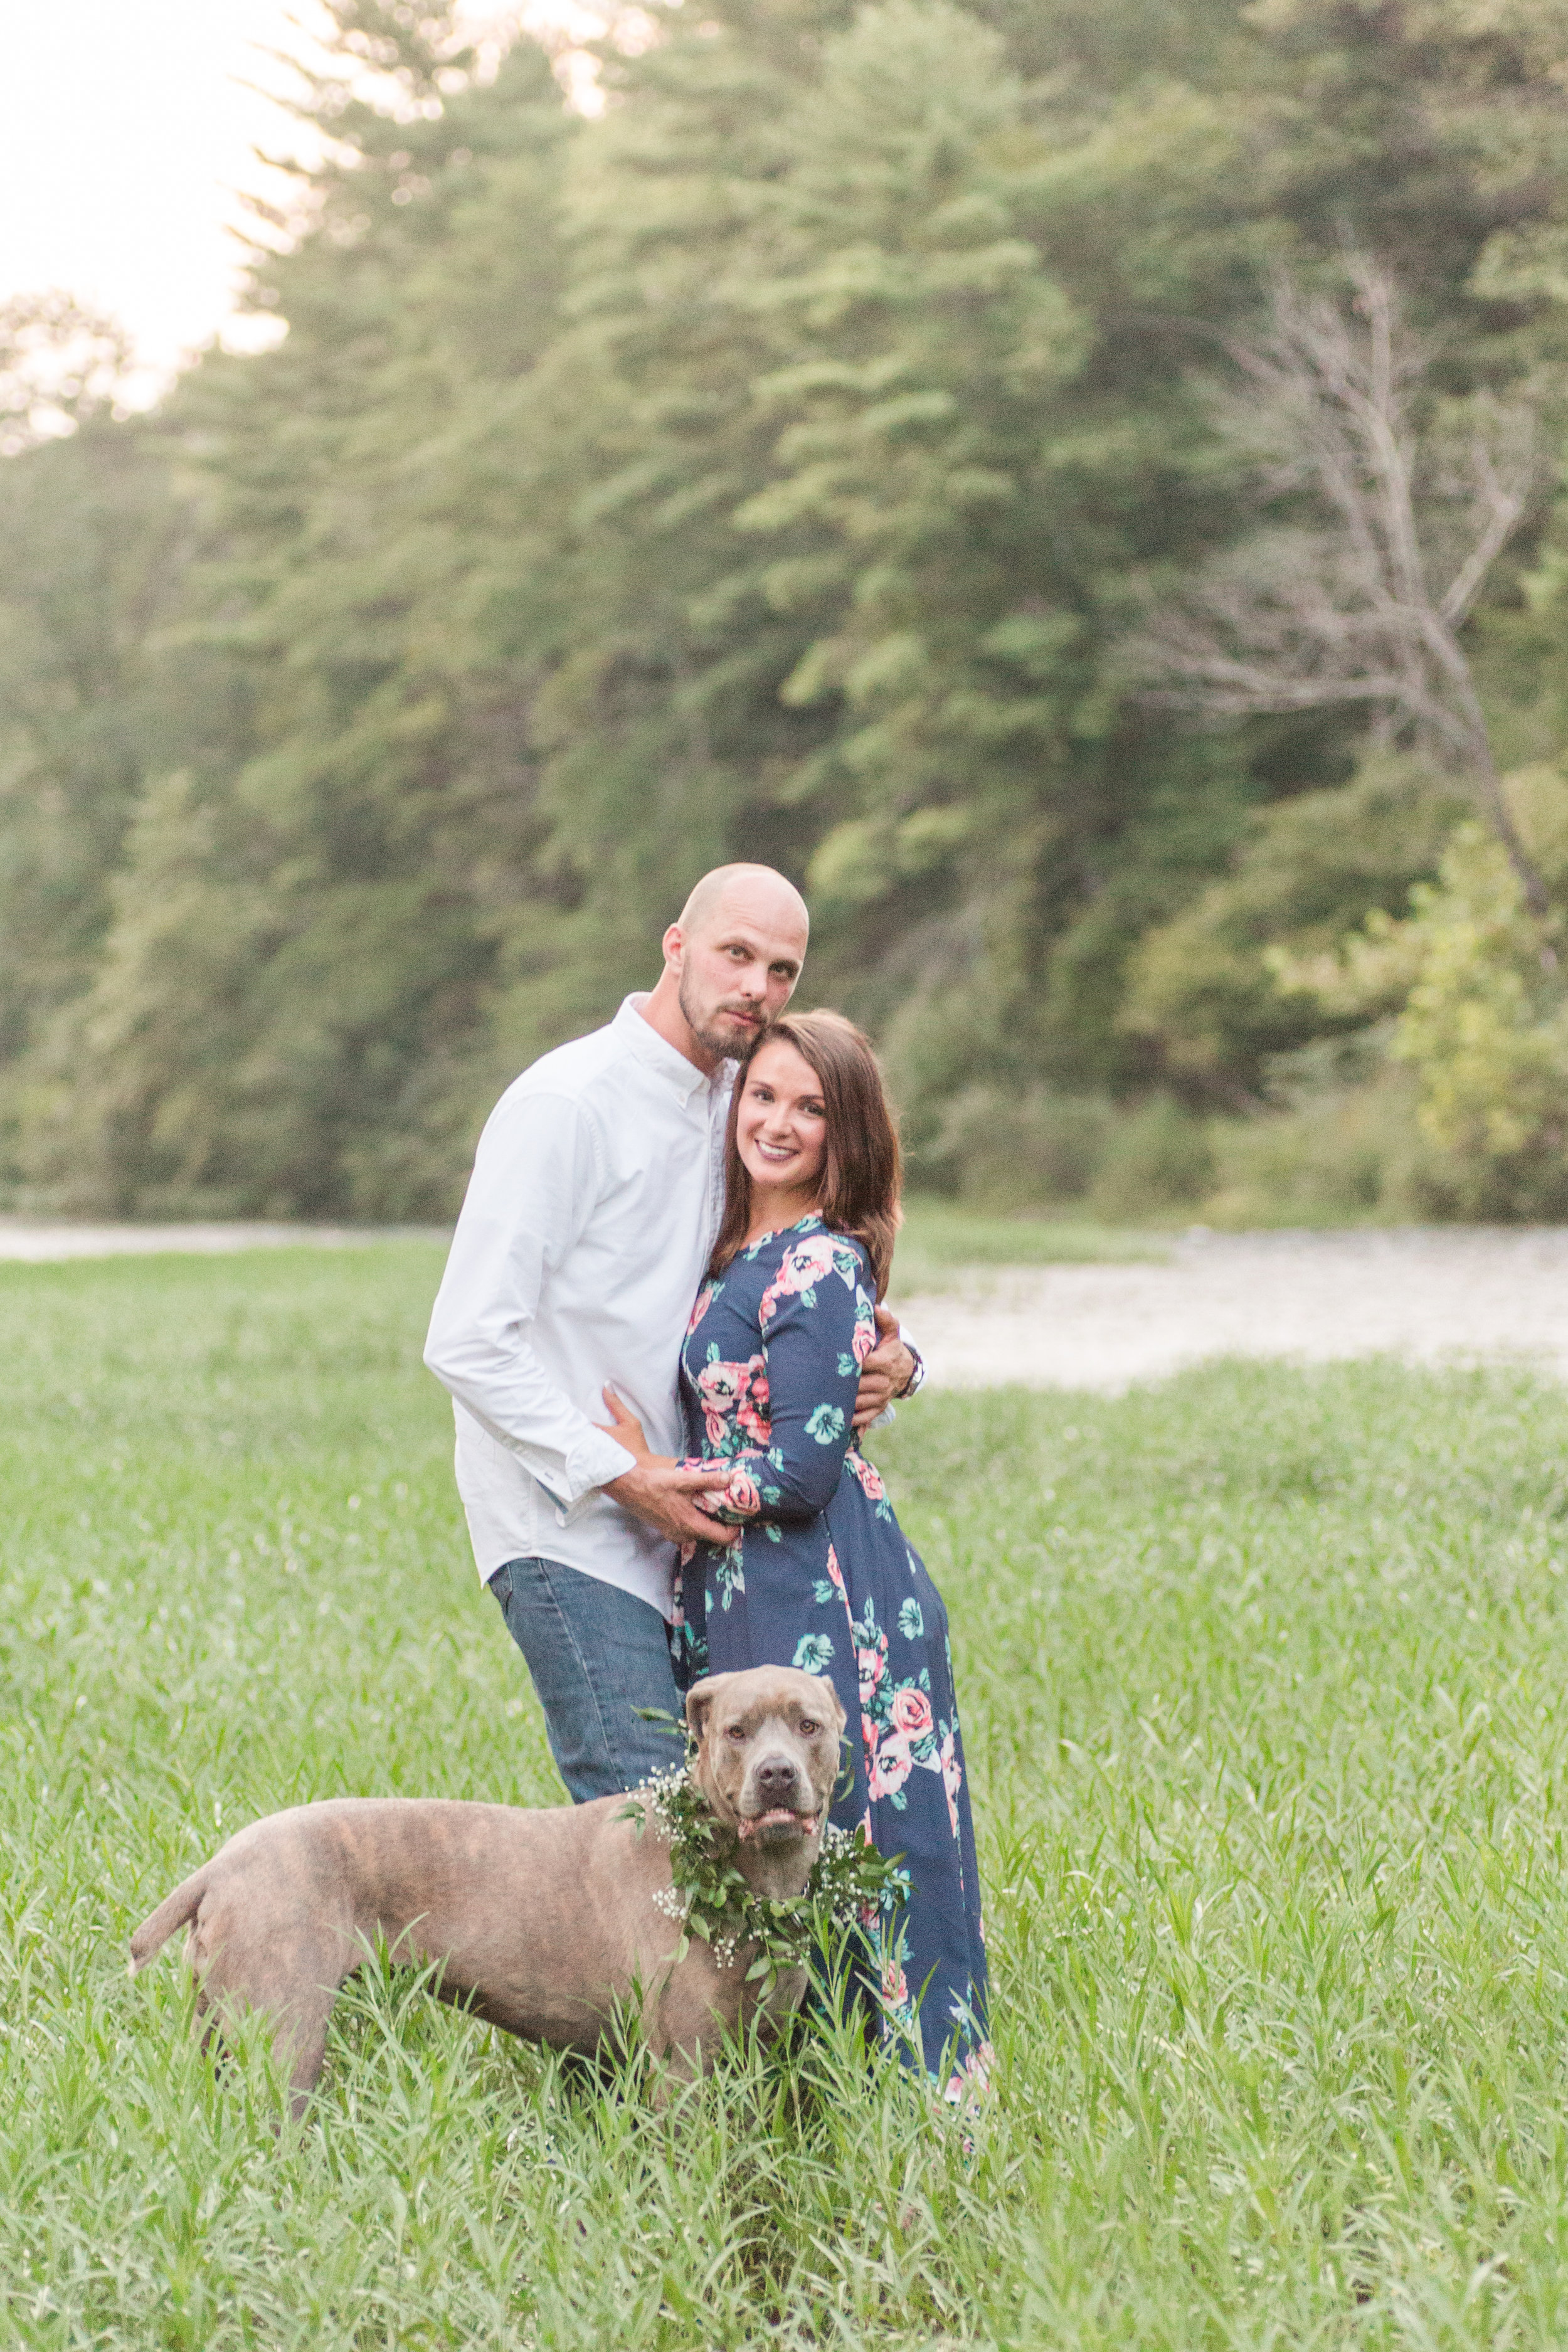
[{"xmin": 423, "ymin": 1089, "xmax": 637, "ymax": 1514}]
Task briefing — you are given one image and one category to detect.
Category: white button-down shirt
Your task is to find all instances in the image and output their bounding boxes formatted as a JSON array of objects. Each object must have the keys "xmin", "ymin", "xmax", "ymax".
[{"xmin": 423, "ymin": 995, "xmax": 732, "ymax": 1618}]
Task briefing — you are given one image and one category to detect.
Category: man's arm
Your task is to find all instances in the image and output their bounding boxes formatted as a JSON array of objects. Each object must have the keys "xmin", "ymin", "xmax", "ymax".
[{"xmin": 424, "ymin": 1089, "xmax": 728, "ymax": 1541}]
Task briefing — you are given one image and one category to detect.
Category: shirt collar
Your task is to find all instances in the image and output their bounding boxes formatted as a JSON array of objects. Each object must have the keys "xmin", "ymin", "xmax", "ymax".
[{"xmin": 614, "ymin": 993, "xmax": 726, "ymax": 1106}]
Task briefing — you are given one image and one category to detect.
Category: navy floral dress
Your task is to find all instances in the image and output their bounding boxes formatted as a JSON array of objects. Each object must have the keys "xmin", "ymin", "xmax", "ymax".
[{"xmin": 672, "ymin": 1214, "xmax": 990, "ymax": 2095}]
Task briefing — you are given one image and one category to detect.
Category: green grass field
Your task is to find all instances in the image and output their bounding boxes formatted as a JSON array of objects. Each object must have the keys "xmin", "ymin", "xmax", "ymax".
[{"xmin": 8, "ymin": 1244, "xmax": 1568, "ymax": 2348}]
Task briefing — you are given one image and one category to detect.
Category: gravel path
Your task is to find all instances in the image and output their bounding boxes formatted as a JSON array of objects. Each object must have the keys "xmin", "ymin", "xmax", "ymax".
[
  {"xmin": 0, "ymin": 1223, "xmax": 453, "ymax": 1261},
  {"xmin": 0, "ymin": 1219, "xmax": 395, "ymax": 1261},
  {"xmin": 5, "ymin": 1218, "xmax": 1568, "ymax": 1394},
  {"xmin": 899, "ymin": 1227, "xmax": 1568, "ymax": 1392}
]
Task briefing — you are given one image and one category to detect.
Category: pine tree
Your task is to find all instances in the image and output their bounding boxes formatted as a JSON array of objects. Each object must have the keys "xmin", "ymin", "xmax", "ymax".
[
  {"xmin": 0, "ymin": 363, "xmax": 201, "ymax": 1188},
  {"xmin": 43, "ymin": 9, "xmax": 579, "ymax": 1214}
]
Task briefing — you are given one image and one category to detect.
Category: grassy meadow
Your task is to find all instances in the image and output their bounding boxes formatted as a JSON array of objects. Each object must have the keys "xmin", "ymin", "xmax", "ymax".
[{"xmin": 8, "ymin": 1242, "xmax": 1568, "ymax": 2346}]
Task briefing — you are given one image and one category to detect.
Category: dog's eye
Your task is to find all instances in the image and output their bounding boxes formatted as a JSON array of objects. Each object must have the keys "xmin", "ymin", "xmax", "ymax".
[
  {"xmin": 725, "ymin": 1724, "xmax": 747, "ymax": 1742},
  {"xmin": 798, "ymin": 1718, "xmax": 818, "ymax": 1736}
]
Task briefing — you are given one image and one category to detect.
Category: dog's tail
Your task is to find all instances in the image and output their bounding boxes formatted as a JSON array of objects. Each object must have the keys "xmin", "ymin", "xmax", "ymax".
[{"xmin": 128, "ymin": 1866, "xmax": 211, "ymax": 1976}]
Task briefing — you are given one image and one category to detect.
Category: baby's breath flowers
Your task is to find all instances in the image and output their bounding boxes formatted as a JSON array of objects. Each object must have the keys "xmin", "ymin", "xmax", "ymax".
[{"xmin": 622, "ymin": 1764, "xmax": 908, "ymax": 1998}]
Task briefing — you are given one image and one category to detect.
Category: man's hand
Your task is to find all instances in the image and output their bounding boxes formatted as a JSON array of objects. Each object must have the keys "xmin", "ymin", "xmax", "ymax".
[
  {"xmin": 595, "ymin": 1387, "xmax": 653, "ymax": 1461},
  {"xmin": 596, "ymin": 1386, "xmax": 731, "ymax": 1545},
  {"xmin": 604, "ymin": 1458, "xmax": 734, "ymax": 1545},
  {"xmin": 853, "ymin": 1306, "xmax": 916, "ymax": 1431}
]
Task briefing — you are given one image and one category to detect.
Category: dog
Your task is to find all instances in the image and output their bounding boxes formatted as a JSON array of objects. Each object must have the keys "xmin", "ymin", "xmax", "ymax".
[{"xmin": 129, "ymin": 1666, "xmax": 845, "ymax": 2116}]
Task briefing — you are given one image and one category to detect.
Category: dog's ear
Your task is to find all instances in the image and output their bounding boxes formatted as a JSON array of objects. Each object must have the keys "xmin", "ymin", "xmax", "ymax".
[
  {"xmin": 684, "ymin": 1675, "xmax": 730, "ymax": 1749},
  {"xmin": 811, "ymin": 1674, "xmax": 847, "ymax": 1735}
]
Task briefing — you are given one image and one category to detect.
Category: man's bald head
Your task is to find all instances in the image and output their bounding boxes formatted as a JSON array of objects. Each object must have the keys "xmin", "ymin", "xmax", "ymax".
[
  {"xmin": 639, "ymin": 862, "xmax": 810, "ymax": 1071},
  {"xmin": 678, "ymin": 863, "xmax": 809, "ymax": 946}
]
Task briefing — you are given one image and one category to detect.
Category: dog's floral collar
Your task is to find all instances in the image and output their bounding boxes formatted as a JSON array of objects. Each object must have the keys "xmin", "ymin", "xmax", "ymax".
[{"xmin": 621, "ymin": 1764, "xmax": 908, "ymax": 1996}]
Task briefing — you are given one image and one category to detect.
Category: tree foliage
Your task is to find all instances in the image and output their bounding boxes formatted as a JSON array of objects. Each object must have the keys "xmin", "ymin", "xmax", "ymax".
[
  {"xmin": 8, "ymin": 0, "xmax": 1568, "ymax": 1212},
  {"xmin": 1274, "ymin": 771, "xmax": 1568, "ymax": 1216}
]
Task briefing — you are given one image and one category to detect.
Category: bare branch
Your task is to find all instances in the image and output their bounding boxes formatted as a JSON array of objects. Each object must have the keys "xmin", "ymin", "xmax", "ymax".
[
  {"xmin": 1130, "ymin": 257, "xmax": 1550, "ymax": 913},
  {"xmin": 1433, "ymin": 400, "xmax": 1538, "ymax": 627}
]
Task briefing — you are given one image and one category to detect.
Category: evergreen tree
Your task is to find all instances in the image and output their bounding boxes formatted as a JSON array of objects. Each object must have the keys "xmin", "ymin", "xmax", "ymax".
[
  {"xmin": 0, "ymin": 399, "xmax": 200, "ymax": 1184},
  {"xmin": 40, "ymin": 11, "xmax": 578, "ymax": 1214}
]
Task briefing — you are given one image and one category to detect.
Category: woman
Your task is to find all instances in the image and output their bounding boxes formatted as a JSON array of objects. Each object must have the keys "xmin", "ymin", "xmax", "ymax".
[{"xmin": 607, "ymin": 1010, "xmax": 989, "ymax": 2095}]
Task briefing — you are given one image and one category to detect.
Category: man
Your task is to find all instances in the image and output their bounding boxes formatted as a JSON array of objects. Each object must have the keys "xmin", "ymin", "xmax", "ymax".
[{"xmin": 423, "ymin": 864, "xmax": 917, "ymax": 1801}]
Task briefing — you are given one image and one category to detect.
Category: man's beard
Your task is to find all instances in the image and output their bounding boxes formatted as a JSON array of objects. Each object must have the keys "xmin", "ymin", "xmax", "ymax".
[{"xmin": 680, "ymin": 972, "xmax": 768, "ymax": 1059}]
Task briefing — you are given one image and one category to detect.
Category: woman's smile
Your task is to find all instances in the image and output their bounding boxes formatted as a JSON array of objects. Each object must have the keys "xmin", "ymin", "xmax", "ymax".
[{"xmin": 735, "ymin": 1038, "xmax": 829, "ymax": 1213}]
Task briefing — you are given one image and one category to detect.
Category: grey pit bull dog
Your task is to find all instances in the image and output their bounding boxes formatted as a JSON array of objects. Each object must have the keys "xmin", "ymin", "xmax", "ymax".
[{"xmin": 130, "ymin": 1666, "xmax": 845, "ymax": 2117}]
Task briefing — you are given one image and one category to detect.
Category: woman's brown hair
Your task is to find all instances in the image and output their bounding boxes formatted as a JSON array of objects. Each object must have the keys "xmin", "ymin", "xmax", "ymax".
[{"xmin": 709, "ymin": 1009, "xmax": 903, "ymax": 1299}]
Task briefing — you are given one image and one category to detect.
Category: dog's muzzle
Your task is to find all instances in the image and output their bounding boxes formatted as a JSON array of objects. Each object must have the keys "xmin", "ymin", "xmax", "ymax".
[{"xmin": 737, "ymin": 1807, "xmax": 819, "ymax": 1845}]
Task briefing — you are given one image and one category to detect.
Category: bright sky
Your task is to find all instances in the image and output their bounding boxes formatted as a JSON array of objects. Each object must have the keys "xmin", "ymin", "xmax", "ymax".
[{"xmin": 0, "ymin": 0, "xmax": 597, "ymax": 399}]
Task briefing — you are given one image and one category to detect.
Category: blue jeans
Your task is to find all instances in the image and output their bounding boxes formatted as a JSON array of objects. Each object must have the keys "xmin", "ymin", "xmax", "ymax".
[{"xmin": 488, "ymin": 1556, "xmax": 684, "ymax": 1802}]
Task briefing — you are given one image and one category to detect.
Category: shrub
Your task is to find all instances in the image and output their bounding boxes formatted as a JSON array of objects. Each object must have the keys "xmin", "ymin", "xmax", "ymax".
[
  {"xmin": 1202, "ymin": 1054, "xmax": 1433, "ymax": 1226},
  {"xmin": 1118, "ymin": 755, "xmax": 1467, "ymax": 1098},
  {"xmin": 1088, "ymin": 1096, "xmax": 1215, "ymax": 1218},
  {"xmin": 1274, "ymin": 772, "xmax": 1568, "ymax": 1219},
  {"xmin": 927, "ymin": 1086, "xmax": 1115, "ymax": 1210}
]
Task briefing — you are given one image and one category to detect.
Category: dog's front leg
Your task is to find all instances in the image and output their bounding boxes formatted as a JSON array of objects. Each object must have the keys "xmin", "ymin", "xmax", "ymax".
[{"xmin": 644, "ymin": 1944, "xmax": 746, "ymax": 2092}]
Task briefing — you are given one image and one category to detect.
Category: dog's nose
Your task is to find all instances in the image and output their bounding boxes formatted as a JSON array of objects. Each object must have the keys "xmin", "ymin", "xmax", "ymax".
[{"xmin": 755, "ymin": 1755, "xmax": 800, "ymax": 1801}]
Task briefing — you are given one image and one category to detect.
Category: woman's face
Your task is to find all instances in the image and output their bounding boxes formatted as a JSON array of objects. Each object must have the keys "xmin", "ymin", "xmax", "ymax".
[{"xmin": 736, "ymin": 1038, "xmax": 828, "ymax": 1205}]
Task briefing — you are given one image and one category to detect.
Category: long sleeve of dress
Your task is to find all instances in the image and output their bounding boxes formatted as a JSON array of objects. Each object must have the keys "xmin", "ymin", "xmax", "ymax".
[{"xmin": 684, "ymin": 1230, "xmax": 876, "ymax": 1526}]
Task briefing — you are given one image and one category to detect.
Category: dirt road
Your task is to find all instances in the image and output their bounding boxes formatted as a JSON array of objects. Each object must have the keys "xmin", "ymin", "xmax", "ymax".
[
  {"xmin": 898, "ymin": 1227, "xmax": 1568, "ymax": 1392},
  {"xmin": 5, "ymin": 1218, "xmax": 1567, "ymax": 1393},
  {"xmin": 0, "ymin": 1219, "xmax": 382, "ymax": 1261}
]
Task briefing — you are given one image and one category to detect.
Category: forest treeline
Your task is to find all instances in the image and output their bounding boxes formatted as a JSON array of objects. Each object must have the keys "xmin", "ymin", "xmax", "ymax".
[{"xmin": 9, "ymin": 0, "xmax": 1568, "ymax": 1222}]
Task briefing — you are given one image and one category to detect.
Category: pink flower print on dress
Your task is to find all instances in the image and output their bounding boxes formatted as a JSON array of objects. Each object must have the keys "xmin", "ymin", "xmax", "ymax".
[
  {"xmin": 890, "ymin": 1685, "xmax": 933, "ymax": 1739},
  {"xmin": 758, "ymin": 1234, "xmax": 858, "ymax": 1327},
  {"xmin": 724, "ymin": 1465, "xmax": 761, "ymax": 1520},
  {"xmin": 692, "ymin": 1354, "xmax": 761, "ymax": 1448},
  {"xmin": 851, "ymin": 1287, "xmax": 877, "ymax": 1366},
  {"xmin": 857, "ymin": 1638, "xmax": 887, "ymax": 1712},
  {"xmin": 736, "ymin": 1367, "xmax": 771, "ymax": 1446},
  {"xmin": 824, "ymin": 1543, "xmax": 847, "ymax": 1595},
  {"xmin": 867, "ymin": 1727, "xmax": 913, "ymax": 1801},
  {"xmin": 881, "ymin": 1951, "xmax": 909, "ymax": 2009},
  {"xmin": 940, "ymin": 1726, "xmax": 961, "ymax": 1837},
  {"xmin": 845, "ymin": 1447, "xmax": 894, "ymax": 1523},
  {"xmin": 687, "ymin": 1282, "xmax": 718, "ymax": 1337},
  {"xmin": 847, "ymin": 1451, "xmax": 886, "ymax": 1502}
]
